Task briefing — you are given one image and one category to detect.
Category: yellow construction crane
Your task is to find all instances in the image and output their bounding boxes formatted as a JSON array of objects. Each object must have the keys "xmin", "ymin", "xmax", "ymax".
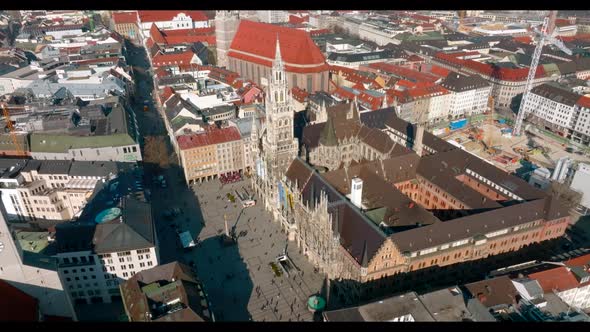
[
  {"xmin": 1, "ymin": 103, "xmax": 26, "ymax": 157},
  {"xmin": 457, "ymin": 10, "xmax": 467, "ymax": 33},
  {"xmin": 488, "ymin": 95, "xmax": 495, "ymax": 126}
]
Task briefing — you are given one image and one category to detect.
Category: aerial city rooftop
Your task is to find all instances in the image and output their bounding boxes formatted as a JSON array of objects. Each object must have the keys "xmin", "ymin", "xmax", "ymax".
[{"xmin": 0, "ymin": 9, "xmax": 589, "ymax": 323}]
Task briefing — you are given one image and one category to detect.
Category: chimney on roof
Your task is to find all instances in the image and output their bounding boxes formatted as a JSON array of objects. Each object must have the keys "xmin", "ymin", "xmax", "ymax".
[{"xmin": 351, "ymin": 177, "xmax": 363, "ymax": 209}]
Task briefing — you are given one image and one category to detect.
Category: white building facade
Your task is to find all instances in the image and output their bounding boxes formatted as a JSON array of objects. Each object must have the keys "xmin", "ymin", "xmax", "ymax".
[
  {"xmin": 56, "ymin": 246, "xmax": 158, "ymax": 304},
  {"xmin": 0, "ymin": 211, "xmax": 76, "ymax": 319}
]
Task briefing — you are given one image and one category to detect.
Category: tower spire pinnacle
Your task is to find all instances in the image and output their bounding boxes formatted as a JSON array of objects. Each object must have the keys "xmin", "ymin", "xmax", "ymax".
[{"xmin": 275, "ymin": 34, "xmax": 282, "ymax": 62}]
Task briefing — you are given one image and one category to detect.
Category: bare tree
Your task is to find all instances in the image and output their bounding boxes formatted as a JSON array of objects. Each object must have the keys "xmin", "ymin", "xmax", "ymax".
[
  {"xmin": 548, "ymin": 181, "xmax": 582, "ymax": 211},
  {"xmin": 143, "ymin": 136, "xmax": 169, "ymax": 169}
]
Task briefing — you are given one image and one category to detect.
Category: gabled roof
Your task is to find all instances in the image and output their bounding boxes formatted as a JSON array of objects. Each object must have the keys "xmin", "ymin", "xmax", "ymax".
[
  {"xmin": 149, "ymin": 24, "xmax": 216, "ymax": 46},
  {"xmin": 529, "ymin": 266, "xmax": 581, "ymax": 293},
  {"xmin": 368, "ymin": 62, "xmax": 440, "ymax": 83},
  {"xmin": 119, "ymin": 261, "xmax": 211, "ymax": 322},
  {"xmin": 177, "ymin": 126, "xmax": 241, "ymax": 150},
  {"xmin": 112, "ymin": 11, "xmax": 139, "ymax": 25},
  {"xmin": 564, "ymin": 253, "xmax": 590, "ymax": 268},
  {"xmin": 440, "ymin": 72, "xmax": 490, "ymax": 92},
  {"xmin": 463, "ymin": 276, "xmax": 519, "ymax": 308},
  {"xmin": 138, "ymin": 10, "xmax": 208, "ymax": 23},
  {"xmin": 323, "ymin": 291, "xmax": 435, "ymax": 322},
  {"xmin": 389, "ymin": 196, "xmax": 556, "ymax": 253},
  {"xmin": 291, "ymin": 86, "xmax": 309, "ymax": 103},
  {"xmin": 530, "ymin": 83, "xmax": 581, "ymax": 106},
  {"xmin": 152, "ymin": 50, "xmax": 196, "ymax": 66},
  {"xmin": 228, "ymin": 20, "xmax": 328, "ymax": 73},
  {"xmin": 285, "ymin": 158, "xmax": 314, "ymax": 191},
  {"xmin": 93, "ymin": 197, "xmax": 155, "ymax": 254}
]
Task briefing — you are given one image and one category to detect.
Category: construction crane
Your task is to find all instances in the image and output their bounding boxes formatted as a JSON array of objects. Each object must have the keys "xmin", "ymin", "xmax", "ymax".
[
  {"xmin": 457, "ymin": 10, "xmax": 466, "ymax": 33},
  {"xmin": 1, "ymin": 103, "xmax": 25, "ymax": 157},
  {"xmin": 488, "ymin": 95, "xmax": 495, "ymax": 126},
  {"xmin": 513, "ymin": 11, "xmax": 572, "ymax": 136}
]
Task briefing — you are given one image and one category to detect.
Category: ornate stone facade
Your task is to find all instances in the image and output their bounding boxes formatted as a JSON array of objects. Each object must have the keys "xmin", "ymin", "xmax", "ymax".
[{"xmin": 251, "ymin": 37, "xmax": 299, "ymax": 241}]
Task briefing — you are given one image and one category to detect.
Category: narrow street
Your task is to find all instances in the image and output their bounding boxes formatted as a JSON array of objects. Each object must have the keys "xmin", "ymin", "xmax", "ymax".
[{"xmin": 122, "ymin": 40, "xmax": 327, "ymax": 321}]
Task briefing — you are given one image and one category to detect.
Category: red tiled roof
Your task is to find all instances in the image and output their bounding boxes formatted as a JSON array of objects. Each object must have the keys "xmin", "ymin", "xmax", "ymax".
[
  {"xmin": 558, "ymin": 35, "xmax": 576, "ymax": 42},
  {"xmin": 395, "ymin": 79, "xmax": 418, "ymax": 88},
  {"xmin": 352, "ymin": 82, "xmax": 366, "ymax": 91},
  {"xmin": 529, "ymin": 266, "xmax": 580, "ymax": 293},
  {"xmin": 407, "ymin": 54, "xmax": 424, "ymax": 62},
  {"xmin": 228, "ymin": 20, "xmax": 327, "ymax": 70},
  {"xmin": 228, "ymin": 49, "xmax": 329, "ymax": 74},
  {"xmin": 407, "ymin": 85, "xmax": 448, "ymax": 98},
  {"xmin": 332, "ymin": 86, "xmax": 356, "ymax": 100},
  {"xmin": 152, "ymin": 51, "xmax": 195, "ymax": 67},
  {"xmin": 565, "ymin": 253, "xmax": 590, "ymax": 267},
  {"xmin": 555, "ymin": 18, "xmax": 574, "ymax": 27},
  {"xmin": 368, "ymin": 62, "xmax": 440, "ymax": 83},
  {"xmin": 291, "ymin": 86, "xmax": 309, "ymax": 103},
  {"xmin": 387, "ymin": 84, "xmax": 448, "ymax": 103},
  {"xmin": 574, "ymin": 34, "xmax": 590, "ymax": 41},
  {"xmin": 138, "ymin": 10, "xmax": 208, "ymax": 23},
  {"xmin": 112, "ymin": 11, "xmax": 138, "ymax": 25},
  {"xmin": 0, "ymin": 280, "xmax": 38, "ymax": 321},
  {"xmin": 434, "ymin": 52, "xmax": 546, "ymax": 81},
  {"xmin": 158, "ymin": 27, "xmax": 216, "ymax": 45},
  {"xmin": 289, "ymin": 15, "xmax": 309, "ymax": 25},
  {"xmin": 513, "ymin": 36, "xmax": 533, "ymax": 44},
  {"xmin": 150, "ymin": 24, "xmax": 167, "ymax": 44},
  {"xmin": 429, "ymin": 64, "xmax": 452, "ymax": 78},
  {"xmin": 149, "ymin": 24, "xmax": 216, "ymax": 46},
  {"xmin": 160, "ymin": 86, "xmax": 175, "ymax": 102},
  {"xmin": 408, "ymin": 13, "xmax": 434, "ymax": 22},
  {"xmin": 357, "ymin": 91, "xmax": 385, "ymax": 110},
  {"xmin": 207, "ymin": 66, "xmax": 240, "ymax": 85},
  {"xmin": 577, "ymin": 96, "xmax": 590, "ymax": 108},
  {"xmin": 178, "ymin": 126, "xmax": 241, "ymax": 150},
  {"xmin": 145, "ymin": 37, "xmax": 155, "ymax": 49}
]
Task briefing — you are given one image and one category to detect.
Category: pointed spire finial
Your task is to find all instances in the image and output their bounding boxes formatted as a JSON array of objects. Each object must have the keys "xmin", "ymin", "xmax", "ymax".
[{"xmin": 275, "ymin": 33, "xmax": 282, "ymax": 62}]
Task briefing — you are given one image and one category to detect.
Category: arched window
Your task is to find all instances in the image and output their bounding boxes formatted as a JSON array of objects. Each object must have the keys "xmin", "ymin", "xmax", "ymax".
[{"xmin": 274, "ymin": 91, "xmax": 278, "ymax": 102}]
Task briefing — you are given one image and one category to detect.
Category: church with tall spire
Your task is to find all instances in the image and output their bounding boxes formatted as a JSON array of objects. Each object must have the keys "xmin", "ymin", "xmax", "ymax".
[
  {"xmin": 261, "ymin": 36, "xmax": 299, "ymax": 177},
  {"xmin": 251, "ymin": 36, "xmax": 299, "ymax": 239}
]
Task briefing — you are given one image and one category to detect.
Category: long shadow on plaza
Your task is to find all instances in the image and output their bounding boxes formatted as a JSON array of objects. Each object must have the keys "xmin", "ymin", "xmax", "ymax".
[
  {"xmin": 151, "ymin": 163, "xmax": 254, "ymax": 321},
  {"xmin": 192, "ymin": 234, "xmax": 253, "ymax": 321}
]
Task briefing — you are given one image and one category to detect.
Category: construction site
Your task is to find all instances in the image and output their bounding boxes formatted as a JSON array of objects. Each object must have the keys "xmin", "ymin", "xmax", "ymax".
[
  {"xmin": 441, "ymin": 118, "xmax": 589, "ymax": 177},
  {"xmin": 437, "ymin": 10, "xmax": 590, "ymax": 184}
]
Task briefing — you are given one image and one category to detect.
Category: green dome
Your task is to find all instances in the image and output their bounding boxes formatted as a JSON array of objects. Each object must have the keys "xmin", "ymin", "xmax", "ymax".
[
  {"xmin": 95, "ymin": 207, "xmax": 122, "ymax": 224},
  {"xmin": 307, "ymin": 295, "xmax": 326, "ymax": 311}
]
